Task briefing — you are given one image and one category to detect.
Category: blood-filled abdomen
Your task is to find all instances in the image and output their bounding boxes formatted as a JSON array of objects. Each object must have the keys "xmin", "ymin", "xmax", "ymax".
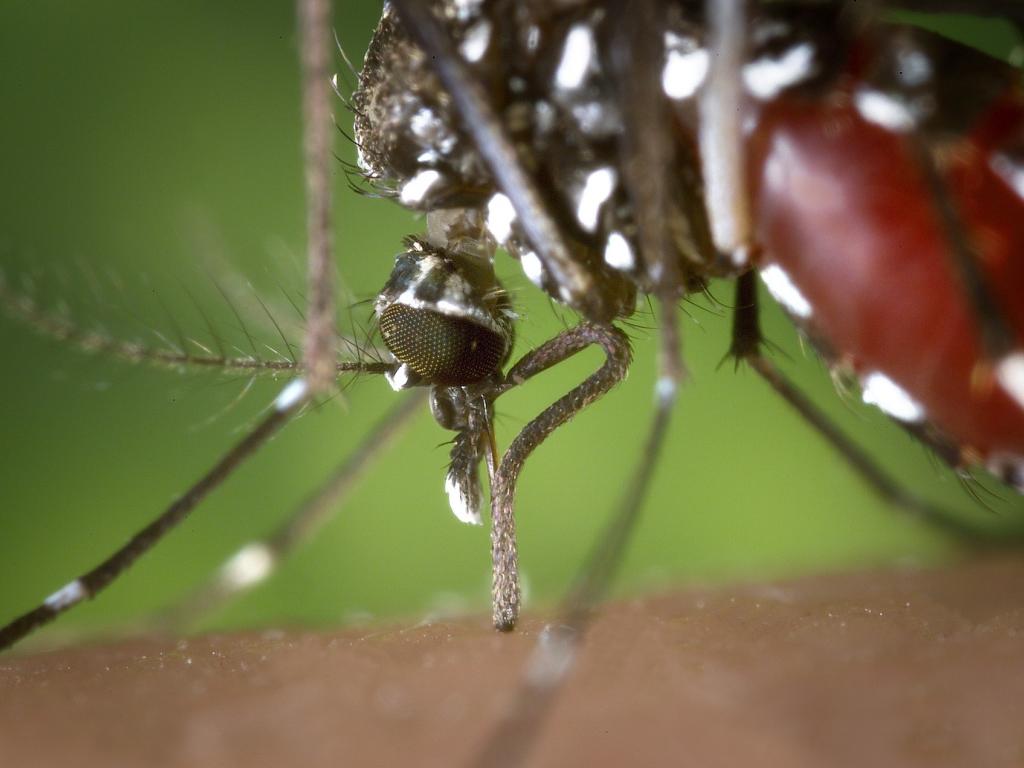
[{"xmin": 748, "ymin": 88, "xmax": 1024, "ymax": 478}]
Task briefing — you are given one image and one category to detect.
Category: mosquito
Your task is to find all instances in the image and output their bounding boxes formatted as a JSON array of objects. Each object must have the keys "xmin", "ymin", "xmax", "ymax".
[
  {"xmin": 351, "ymin": 0, "xmax": 1024, "ymax": 633},
  {"xmin": 2, "ymin": 1, "xmax": 1024, "ymax": 762}
]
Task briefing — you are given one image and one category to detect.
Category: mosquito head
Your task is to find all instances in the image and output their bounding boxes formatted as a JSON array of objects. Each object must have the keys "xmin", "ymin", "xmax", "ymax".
[{"xmin": 375, "ymin": 235, "xmax": 515, "ymax": 390}]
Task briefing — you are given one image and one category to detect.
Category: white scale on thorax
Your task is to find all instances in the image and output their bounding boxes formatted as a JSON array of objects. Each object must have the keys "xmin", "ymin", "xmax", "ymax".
[{"xmin": 555, "ymin": 23, "xmax": 596, "ymax": 91}]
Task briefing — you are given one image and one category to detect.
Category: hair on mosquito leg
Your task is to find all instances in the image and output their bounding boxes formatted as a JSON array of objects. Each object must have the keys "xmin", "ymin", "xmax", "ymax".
[{"xmin": 956, "ymin": 471, "xmax": 1004, "ymax": 515}]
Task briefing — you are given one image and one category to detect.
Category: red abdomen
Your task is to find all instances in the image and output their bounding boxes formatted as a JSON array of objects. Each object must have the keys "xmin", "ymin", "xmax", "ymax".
[{"xmin": 749, "ymin": 91, "xmax": 1024, "ymax": 467}]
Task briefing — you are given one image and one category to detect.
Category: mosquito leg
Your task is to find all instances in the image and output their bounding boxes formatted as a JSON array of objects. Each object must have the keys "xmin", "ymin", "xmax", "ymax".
[
  {"xmin": 907, "ymin": 134, "xmax": 1024, "ymax": 419},
  {"xmin": 909, "ymin": 139, "xmax": 1018, "ymax": 363},
  {"xmin": 477, "ymin": 0, "xmax": 689, "ymax": 739},
  {"xmin": 700, "ymin": 0, "xmax": 754, "ymax": 268},
  {"xmin": 297, "ymin": 0, "xmax": 337, "ymax": 394},
  {"xmin": 0, "ymin": 379, "xmax": 320, "ymax": 652},
  {"xmin": 608, "ymin": 0, "xmax": 689, "ymax": 393},
  {"xmin": 488, "ymin": 324, "xmax": 633, "ymax": 631},
  {"xmin": 159, "ymin": 389, "xmax": 426, "ymax": 629},
  {"xmin": 732, "ymin": 270, "xmax": 1022, "ymax": 543}
]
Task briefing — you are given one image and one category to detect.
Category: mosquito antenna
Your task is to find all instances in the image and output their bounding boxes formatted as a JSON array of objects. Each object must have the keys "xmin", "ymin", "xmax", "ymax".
[
  {"xmin": 0, "ymin": 272, "xmax": 345, "ymax": 376},
  {"xmin": 182, "ymin": 283, "xmax": 228, "ymax": 360},
  {"xmin": 189, "ymin": 374, "xmax": 259, "ymax": 433},
  {"xmin": 152, "ymin": 285, "xmax": 192, "ymax": 359},
  {"xmin": 387, "ymin": 0, "xmax": 607, "ymax": 321},
  {"xmin": 252, "ymin": 288, "xmax": 299, "ymax": 365},
  {"xmin": 0, "ymin": 344, "xmax": 396, "ymax": 652},
  {"xmin": 210, "ymin": 274, "xmax": 262, "ymax": 360},
  {"xmin": 297, "ymin": 0, "xmax": 337, "ymax": 395},
  {"xmin": 280, "ymin": 281, "xmax": 307, "ymax": 324}
]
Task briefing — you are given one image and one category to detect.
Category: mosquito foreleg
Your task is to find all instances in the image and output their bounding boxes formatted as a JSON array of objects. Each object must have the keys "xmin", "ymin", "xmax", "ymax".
[
  {"xmin": 297, "ymin": 0, "xmax": 337, "ymax": 394},
  {"xmin": 159, "ymin": 389, "xmax": 426, "ymax": 629}
]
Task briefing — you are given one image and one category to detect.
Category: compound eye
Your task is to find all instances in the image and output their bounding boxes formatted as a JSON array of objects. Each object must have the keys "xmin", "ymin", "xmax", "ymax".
[{"xmin": 379, "ymin": 303, "xmax": 506, "ymax": 385}]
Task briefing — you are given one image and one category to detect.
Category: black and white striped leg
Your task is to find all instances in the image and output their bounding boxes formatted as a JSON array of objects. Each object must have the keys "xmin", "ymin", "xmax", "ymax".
[
  {"xmin": 733, "ymin": 271, "xmax": 1023, "ymax": 544},
  {"xmin": 159, "ymin": 389, "xmax": 426, "ymax": 630},
  {"xmin": 0, "ymin": 378, "xmax": 316, "ymax": 652},
  {"xmin": 488, "ymin": 323, "xmax": 633, "ymax": 631}
]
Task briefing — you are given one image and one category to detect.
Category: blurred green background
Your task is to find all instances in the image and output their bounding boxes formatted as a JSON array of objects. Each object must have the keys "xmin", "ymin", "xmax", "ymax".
[{"xmin": 0, "ymin": 1, "xmax": 1021, "ymax": 646}]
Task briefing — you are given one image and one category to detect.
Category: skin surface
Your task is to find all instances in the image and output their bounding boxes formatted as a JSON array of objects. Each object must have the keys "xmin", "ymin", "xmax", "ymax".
[{"xmin": 2, "ymin": 556, "xmax": 1023, "ymax": 768}]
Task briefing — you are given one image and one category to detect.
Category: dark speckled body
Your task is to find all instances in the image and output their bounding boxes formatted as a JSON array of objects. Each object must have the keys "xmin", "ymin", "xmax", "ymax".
[{"xmin": 356, "ymin": 0, "xmax": 1024, "ymax": 487}]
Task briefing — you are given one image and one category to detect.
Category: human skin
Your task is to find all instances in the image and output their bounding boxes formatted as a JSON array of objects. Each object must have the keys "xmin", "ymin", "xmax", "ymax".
[{"xmin": 1, "ymin": 555, "xmax": 1023, "ymax": 768}]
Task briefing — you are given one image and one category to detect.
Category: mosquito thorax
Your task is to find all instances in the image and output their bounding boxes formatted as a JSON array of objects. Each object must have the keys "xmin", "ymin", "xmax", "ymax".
[
  {"xmin": 354, "ymin": 0, "xmax": 661, "ymax": 322},
  {"xmin": 375, "ymin": 234, "xmax": 515, "ymax": 390},
  {"xmin": 353, "ymin": 0, "xmax": 1024, "ymax": 492}
]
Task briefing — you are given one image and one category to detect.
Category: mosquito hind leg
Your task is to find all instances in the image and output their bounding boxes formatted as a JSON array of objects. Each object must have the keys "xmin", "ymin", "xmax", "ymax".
[
  {"xmin": 158, "ymin": 389, "xmax": 426, "ymax": 630},
  {"xmin": 0, "ymin": 380, "xmax": 316, "ymax": 652},
  {"xmin": 906, "ymin": 136, "xmax": 1024, "ymax": 414},
  {"xmin": 0, "ymin": 0, "xmax": 362, "ymax": 652},
  {"xmin": 732, "ymin": 270, "xmax": 1023, "ymax": 544}
]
